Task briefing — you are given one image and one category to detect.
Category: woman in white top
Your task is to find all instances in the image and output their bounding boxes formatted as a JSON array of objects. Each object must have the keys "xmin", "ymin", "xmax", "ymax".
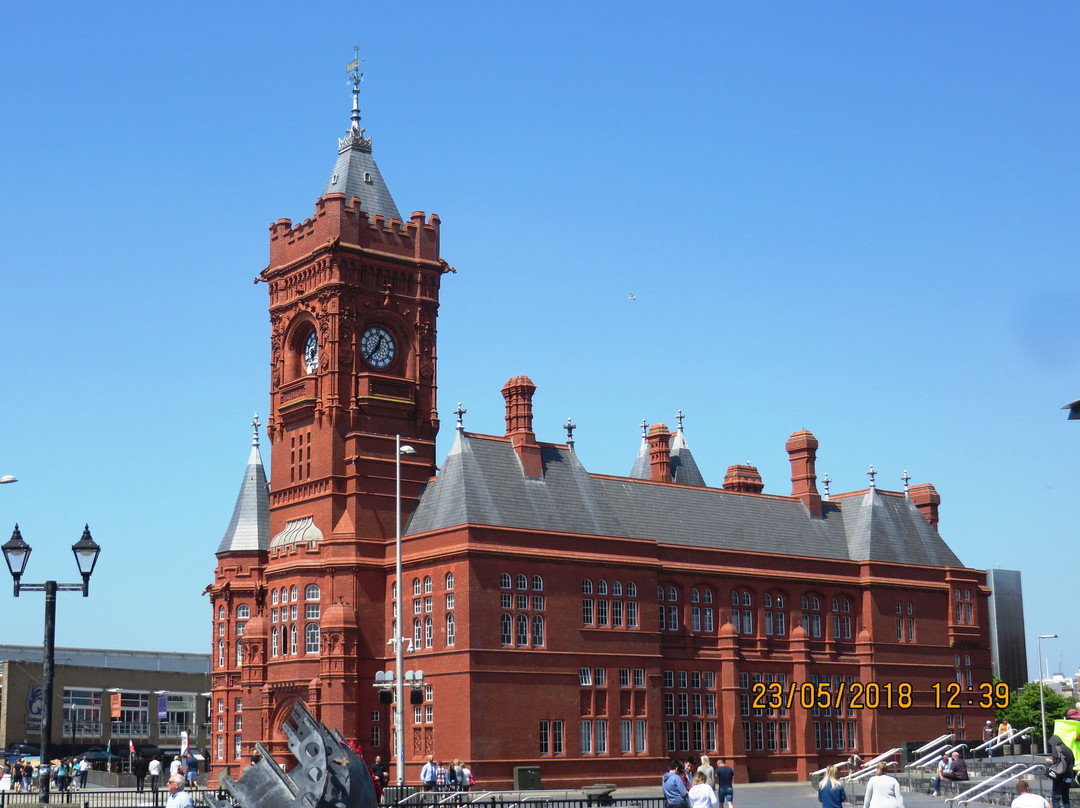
[
  {"xmin": 864, "ymin": 762, "xmax": 904, "ymax": 808},
  {"xmin": 688, "ymin": 771, "xmax": 719, "ymax": 808}
]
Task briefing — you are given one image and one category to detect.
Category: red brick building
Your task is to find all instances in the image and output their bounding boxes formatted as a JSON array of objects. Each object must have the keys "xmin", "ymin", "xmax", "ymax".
[{"xmin": 209, "ymin": 83, "xmax": 992, "ymax": 787}]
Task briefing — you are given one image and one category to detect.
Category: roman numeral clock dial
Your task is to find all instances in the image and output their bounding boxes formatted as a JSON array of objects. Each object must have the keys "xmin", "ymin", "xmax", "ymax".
[{"xmin": 361, "ymin": 326, "xmax": 396, "ymax": 369}]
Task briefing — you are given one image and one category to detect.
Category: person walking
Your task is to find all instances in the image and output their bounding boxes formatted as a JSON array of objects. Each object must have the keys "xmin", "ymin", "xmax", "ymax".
[
  {"xmin": 818, "ymin": 766, "xmax": 846, "ymax": 808},
  {"xmin": 864, "ymin": 762, "xmax": 904, "ymax": 808},
  {"xmin": 688, "ymin": 771, "xmax": 718, "ymax": 808},
  {"xmin": 696, "ymin": 755, "xmax": 715, "ymax": 792},
  {"xmin": 663, "ymin": 759, "xmax": 689, "ymax": 808},
  {"xmin": 1046, "ymin": 733, "xmax": 1076, "ymax": 808},
  {"xmin": 148, "ymin": 756, "xmax": 162, "ymax": 793},
  {"xmin": 714, "ymin": 759, "xmax": 735, "ymax": 808},
  {"xmin": 165, "ymin": 774, "xmax": 194, "ymax": 808}
]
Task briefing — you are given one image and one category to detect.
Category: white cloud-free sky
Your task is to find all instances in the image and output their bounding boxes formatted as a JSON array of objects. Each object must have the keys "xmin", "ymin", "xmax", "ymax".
[{"xmin": 1, "ymin": 2, "xmax": 1077, "ymax": 689}]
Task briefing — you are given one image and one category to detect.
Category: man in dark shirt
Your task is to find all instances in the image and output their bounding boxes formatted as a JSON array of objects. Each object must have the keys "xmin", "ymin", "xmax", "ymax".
[
  {"xmin": 933, "ymin": 751, "xmax": 969, "ymax": 795},
  {"xmin": 715, "ymin": 759, "xmax": 735, "ymax": 807}
]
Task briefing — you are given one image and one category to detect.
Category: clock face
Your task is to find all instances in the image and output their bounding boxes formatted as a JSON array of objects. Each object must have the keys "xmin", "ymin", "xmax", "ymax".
[
  {"xmin": 303, "ymin": 330, "xmax": 319, "ymax": 374},
  {"xmin": 361, "ymin": 326, "xmax": 396, "ymax": 369}
]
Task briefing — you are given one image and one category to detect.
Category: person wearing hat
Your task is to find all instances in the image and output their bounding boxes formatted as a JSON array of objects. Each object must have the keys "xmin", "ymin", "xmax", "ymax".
[{"xmin": 985, "ymin": 720, "xmax": 997, "ymax": 758}]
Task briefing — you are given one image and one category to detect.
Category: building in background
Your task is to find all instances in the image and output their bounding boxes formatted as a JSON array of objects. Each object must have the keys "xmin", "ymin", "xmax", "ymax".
[
  {"xmin": 209, "ymin": 78, "xmax": 999, "ymax": 786},
  {"xmin": 0, "ymin": 645, "xmax": 210, "ymax": 758},
  {"xmin": 985, "ymin": 568, "xmax": 1028, "ymax": 689}
]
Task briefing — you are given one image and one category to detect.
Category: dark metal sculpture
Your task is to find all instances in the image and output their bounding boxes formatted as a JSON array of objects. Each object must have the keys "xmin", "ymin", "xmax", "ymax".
[{"xmin": 207, "ymin": 701, "xmax": 377, "ymax": 808}]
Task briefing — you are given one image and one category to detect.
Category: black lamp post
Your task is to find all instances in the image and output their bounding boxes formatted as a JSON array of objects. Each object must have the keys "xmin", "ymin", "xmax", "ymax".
[{"xmin": 3, "ymin": 523, "xmax": 100, "ymax": 804}]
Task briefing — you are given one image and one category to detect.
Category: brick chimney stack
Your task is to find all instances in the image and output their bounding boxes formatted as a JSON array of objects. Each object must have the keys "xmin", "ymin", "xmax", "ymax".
[
  {"xmin": 647, "ymin": 424, "xmax": 671, "ymax": 483},
  {"xmin": 723, "ymin": 464, "xmax": 765, "ymax": 494},
  {"xmin": 785, "ymin": 430, "xmax": 822, "ymax": 518},
  {"xmin": 908, "ymin": 483, "xmax": 941, "ymax": 529},
  {"xmin": 502, "ymin": 375, "xmax": 543, "ymax": 478}
]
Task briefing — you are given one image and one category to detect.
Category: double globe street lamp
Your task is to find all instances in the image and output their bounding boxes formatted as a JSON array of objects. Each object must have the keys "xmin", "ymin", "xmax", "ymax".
[{"xmin": 2, "ymin": 524, "xmax": 101, "ymax": 804}]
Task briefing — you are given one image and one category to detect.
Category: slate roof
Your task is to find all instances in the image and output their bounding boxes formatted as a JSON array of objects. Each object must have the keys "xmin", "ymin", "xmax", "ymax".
[
  {"xmin": 321, "ymin": 127, "xmax": 402, "ymax": 222},
  {"xmin": 628, "ymin": 426, "xmax": 707, "ymax": 487},
  {"xmin": 406, "ymin": 432, "xmax": 965, "ymax": 568},
  {"xmin": 216, "ymin": 429, "xmax": 270, "ymax": 555}
]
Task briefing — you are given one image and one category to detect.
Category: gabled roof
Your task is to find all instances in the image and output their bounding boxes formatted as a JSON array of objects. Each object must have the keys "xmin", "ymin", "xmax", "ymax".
[
  {"xmin": 216, "ymin": 423, "xmax": 270, "ymax": 555},
  {"xmin": 406, "ymin": 432, "xmax": 966, "ymax": 568}
]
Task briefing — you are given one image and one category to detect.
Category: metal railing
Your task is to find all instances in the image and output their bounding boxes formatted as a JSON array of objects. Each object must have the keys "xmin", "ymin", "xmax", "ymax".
[
  {"xmin": 948, "ymin": 764, "xmax": 1044, "ymax": 807},
  {"xmin": 0, "ymin": 787, "xmax": 227, "ymax": 808}
]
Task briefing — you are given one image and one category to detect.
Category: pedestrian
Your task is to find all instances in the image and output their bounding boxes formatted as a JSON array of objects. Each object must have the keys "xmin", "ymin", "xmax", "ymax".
[
  {"xmin": 148, "ymin": 756, "xmax": 162, "ymax": 793},
  {"xmin": 1046, "ymin": 733, "xmax": 1076, "ymax": 808},
  {"xmin": 134, "ymin": 755, "xmax": 149, "ymax": 793},
  {"xmin": 371, "ymin": 755, "xmax": 387, "ymax": 788},
  {"xmin": 165, "ymin": 774, "xmax": 194, "ymax": 808},
  {"xmin": 185, "ymin": 752, "xmax": 198, "ymax": 789},
  {"xmin": 169, "ymin": 756, "xmax": 182, "ymax": 780},
  {"xmin": 985, "ymin": 720, "xmax": 997, "ymax": 758},
  {"xmin": 818, "ymin": 765, "xmax": 846, "ymax": 808},
  {"xmin": 714, "ymin": 759, "xmax": 735, "ymax": 808},
  {"xmin": 435, "ymin": 760, "xmax": 448, "ymax": 792},
  {"xmin": 688, "ymin": 770, "xmax": 718, "ymax": 808},
  {"xmin": 1012, "ymin": 779, "xmax": 1050, "ymax": 808},
  {"xmin": 662, "ymin": 759, "xmax": 689, "ymax": 808},
  {"xmin": 420, "ymin": 755, "xmax": 437, "ymax": 792},
  {"xmin": 696, "ymin": 755, "xmax": 715, "ymax": 791},
  {"xmin": 864, "ymin": 762, "xmax": 904, "ymax": 808},
  {"xmin": 460, "ymin": 762, "xmax": 473, "ymax": 792},
  {"xmin": 78, "ymin": 756, "xmax": 90, "ymax": 789}
]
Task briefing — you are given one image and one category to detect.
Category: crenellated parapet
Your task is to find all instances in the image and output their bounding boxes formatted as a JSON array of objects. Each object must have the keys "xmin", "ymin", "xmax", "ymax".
[{"xmin": 266, "ymin": 196, "xmax": 441, "ymax": 273}]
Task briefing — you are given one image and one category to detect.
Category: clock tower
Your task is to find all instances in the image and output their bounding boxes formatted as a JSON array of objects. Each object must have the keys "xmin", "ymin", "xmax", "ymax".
[{"xmin": 212, "ymin": 59, "xmax": 451, "ymax": 775}]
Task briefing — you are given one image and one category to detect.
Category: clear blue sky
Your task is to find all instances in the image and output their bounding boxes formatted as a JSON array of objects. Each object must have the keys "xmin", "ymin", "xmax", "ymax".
[{"xmin": 1, "ymin": 2, "xmax": 1077, "ymax": 689}]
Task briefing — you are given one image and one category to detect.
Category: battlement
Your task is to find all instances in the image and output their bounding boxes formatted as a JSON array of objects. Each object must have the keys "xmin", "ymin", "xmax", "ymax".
[{"xmin": 268, "ymin": 195, "xmax": 441, "ymax": 270}]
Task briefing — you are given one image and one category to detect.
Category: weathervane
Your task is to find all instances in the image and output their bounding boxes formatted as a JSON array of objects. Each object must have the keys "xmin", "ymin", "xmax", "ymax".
[
  {"xmin": 676, "ymin": 409, "xmax": 685, "ymax": 432},
  {"xmin": 347, "ymin": 44, "xmax": 364, "ymax": 127},
  {"xmin": 640, "ymin": 418, "xmax": 648, "ymax": 438},
  {"xmin": 251, "ymin": 413, "xmax": 261, "ymax": 446}
]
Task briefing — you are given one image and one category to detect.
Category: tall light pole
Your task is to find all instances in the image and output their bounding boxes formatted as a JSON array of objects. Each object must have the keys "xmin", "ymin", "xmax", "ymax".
[
  {"xmin": 3, "ymin": 524, "xmax": 101, "ymax": 804},
  {"xmin": 1037, "ymin": 633, "xmax": 1058, "ymax": 755},
  {"xmin": 394, "ymin": 436, "xmax": 416, "ymax": 787}
]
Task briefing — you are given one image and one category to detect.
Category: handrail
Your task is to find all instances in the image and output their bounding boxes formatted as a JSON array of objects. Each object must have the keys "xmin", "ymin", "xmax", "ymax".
[
  {"xmin": 915, "ymin": 734, "xmax": 955, "ymax": 755},
  {"xmin": 846, "ymin": 751, "xmax": 902, "ymax": 783},
  {"xmin": 953, "ymin": 764, "xmax": 1043, "ymax": 806},
  {"xmin": 467, "ymin": 792, "xmax": 496, "ymax": 804},
  {"xmin": 397, "ymin": 790, "xmax": 430, "ymax": 806},
  {"xmin": 907, "ymin": 743, "xmax": 954, "ymax": 770}
]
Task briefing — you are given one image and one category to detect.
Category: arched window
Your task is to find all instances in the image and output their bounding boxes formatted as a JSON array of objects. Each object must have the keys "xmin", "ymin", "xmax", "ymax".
[
  {"xmin": 811, "ymin": 596, "xmax": 821, "ymax": 611},
  {"xmin": 691, "ymin": 588, "xmax": 700, "ymax": 603},
  {"xmin": 289, "ymin": 624, "xmax": 298, "ymax": 655},
  {"xmin": 218, "ymin": 606, "xmax": 225, "ymax": 620},
  {"xmin": 532, "ymin": 615, "xmax": 544, "ymax": 646},
  {"xmin": 501, "ymin": 614, "xmax": 512, "ymax": 645},
  {"xmin": 703, "ymin": 588, "xmax": 713, "ymax": 604},
  {"xmin": 413, "ymin": 578, "xmax": 422, "ymax": 596},
  {"xmin": 391, "ymin": 581, "xmax": 398, "ymax": 599},
  {"xmin": 271, "ymin": 629, "xmax": 279, "ymax": 657},
  {"xmin": 445, "ymin": 572, "xmax": 455, "ymax": 590},
  {"xmin": 532, "ymin": 575, "xmax": 543, "ymax": 591},
  {"xmin": 217, "ymin": 640, "xmax": 225, "ymax": 668},
  {"xmin": 446, "ymin": 613, "xmax": 455, "ymax": 646},
  {"xmin": 516, "ymin": 614, "xmax": 529, "ymax": 646},
  {"xmin": 583, "ymin": 579, "xmax": 594, "ymax": 595},
  {"xmin": 801, "ymin": 595, "xmax": 809, "ymax": 610},
  {"xmin": 612, "ymin": 581, "xmax": 623, "ymax": 596},
  {"xmin": 742, "ymin": 592, "xmax": 752, "ymax": 607},
  {"xmin": 290, "ymin": 585, "xmax": 298, "ymax": 602},
  {"xmin": 627, "ymin": 582, "xmax": 637, "ymax": 597},
  {"xmin": 305, "ymin": 623, "xmax": 320, "ymax": 654},
  {"xmin": 237, "ymin": 604, "xmax": 250, "ymax": 619},
  {"xmin": 236, "ymin": 640, "xmax": 243, "ymax": 667},
  {"xmin": 657, "ymin": 586, "xmax": 665, "ymax": 601},
  {"xmin": 501, "ymin": 573, "xmax": 512, "ymax": 589},
  {"xmin": 832, "ymin": 597, "xmax": 840, "ymax": 612},
  {"xmin": 764, "ymin": 592, "xmax": 786, "ymax": 637},
  {"xmin": 424, "ymin": 617, "xmax": 433, "ymax": 648},
  {"xmin": 667, "ymin": 586, "xmax": 677, "ymax": 602},
  {"xmin": 424, "ymin": 576, "xmax": 433, "ymax": 594},
  {"xmin": 841, "ymin": 598, "xmax": 850, "ymax": 613},
  {"xmin": 413, "ymin": 618, "xmax": 422, "ymax": 648},
  {"xmin": 775, "ymin": 595, "xmax": 784, "ymax": 608},
  {"xmin": 598, "ymin": 580, "xmax": 608, "ymax": 596},
  {"xmin": 272, "ymin": 589, "xmax": 279, "ymax": 605},
  {"xmin": 305, "ymin": 584, "xmax": 320, "ymax": 601},
  {"xmin": 731, "ymin": 591, "xmax": 740, "ymax": 606},
  {"xmin": 516, "ymin": 574, "xmax": 528, "ymax": 590}
]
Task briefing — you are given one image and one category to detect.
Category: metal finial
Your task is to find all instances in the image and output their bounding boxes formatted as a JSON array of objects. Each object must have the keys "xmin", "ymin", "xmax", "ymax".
[
  {"xmin": 640, "ymin": 418, "xmax": 648, "ymax": 438},
  {"xmin": 676, "ymin": 409, "xmax": 685, "ymax": 431},
  {"xmin": 251, "ymin": 413, "xmax": 261, "ymax": 446},
  {"xmin": 867, "ymin": 465, "xmax": 877, "ymax": 489},
  {"xmin": 901, "ymin": 469, "xmax": 911, "ymax": 495},
  {"xmin": 453, "ymin": 402, "xmax": 466, "ymax": 431},
  {"xmin": 821, "ymin": 473, "xmax": 831, "ymax": 500},
  {"xmin": 347, "ymin": 45, "xmax": 364, "ymax": 129},
  {"xmin": 565, "ymin": 417, "xmax": 577, "ymax": 450}
]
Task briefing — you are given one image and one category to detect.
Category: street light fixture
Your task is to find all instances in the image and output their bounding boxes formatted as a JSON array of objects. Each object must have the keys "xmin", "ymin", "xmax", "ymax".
[
  {"xmin": 2, "ymin": 523, "xmax": 101, "ymax": 804},
  {"xmin": 1037, "ymin": 633, "xmax": 1058, "ymax": 755},
  {"xmin": 394, "ymin": 436, "xmax": 415, "ymax": 787}
]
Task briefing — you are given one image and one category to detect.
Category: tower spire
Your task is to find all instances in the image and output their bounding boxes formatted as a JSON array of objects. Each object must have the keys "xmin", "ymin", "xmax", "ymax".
[{"xmin": 347, "ymin": 44, "xmax": 364, "ymax": 132}]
